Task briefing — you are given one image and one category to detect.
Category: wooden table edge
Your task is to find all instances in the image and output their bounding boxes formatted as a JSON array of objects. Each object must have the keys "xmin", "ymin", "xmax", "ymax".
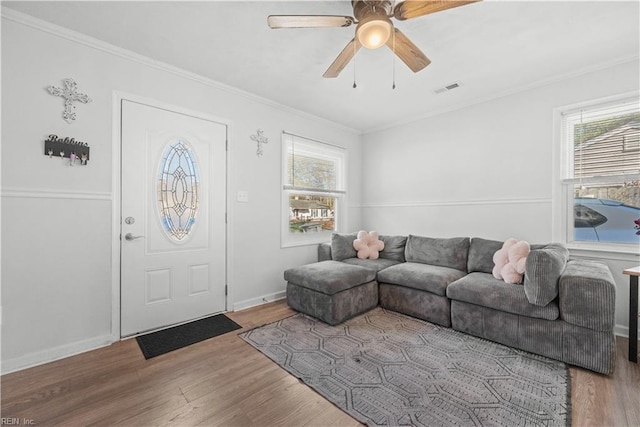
[{"xmin": 623, "ymin": 266, "xmax": 640, "ymax": 276}]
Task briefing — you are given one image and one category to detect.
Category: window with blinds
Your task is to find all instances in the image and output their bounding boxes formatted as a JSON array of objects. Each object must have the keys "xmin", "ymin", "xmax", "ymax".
[
  {"xmin": 281, "ymin": 132, "xmax": 346, "ymax": 247},
  {"xmin": 560, "ymin": 95, "xmax": 640, "ymax": 246}
]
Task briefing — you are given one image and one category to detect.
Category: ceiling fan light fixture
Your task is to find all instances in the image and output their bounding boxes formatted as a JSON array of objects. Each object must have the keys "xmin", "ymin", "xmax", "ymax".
[{"xmin": 356, "ymin": 15, "xmax": 392, "ymax": 49}]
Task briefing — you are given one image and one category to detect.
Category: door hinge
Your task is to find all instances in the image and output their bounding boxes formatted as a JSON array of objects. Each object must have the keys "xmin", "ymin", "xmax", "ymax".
[
  {"xmin": 225, "ymin": 285, "xmax": 228, "ymax": 296},
  {"xmin": 225, "ymin": 139, "xmax": 228, "ymax": 151}
]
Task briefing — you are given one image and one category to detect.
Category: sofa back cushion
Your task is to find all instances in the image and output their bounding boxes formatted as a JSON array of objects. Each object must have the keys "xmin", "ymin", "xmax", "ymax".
[
  {"xmin": 467, "ymin": 237, "xmax": 503, "ymax": 274},
  {"xmin": 330, "ymin": 232, "xmax": 357, "ymax": 261},
  {"xmin": 524, "ymin": 244, "xmax": 570, "ymax": 306},
  {"xmin": 379, "ymin": 235, "xmax": 407, "ymax": 262},
  {"xmin": 318, "ymin": 242, "xmax": 332, "ymax": 262},
  {"xmin": 405, "ymin": 235, "xmax": 470, "ymax": 271}
]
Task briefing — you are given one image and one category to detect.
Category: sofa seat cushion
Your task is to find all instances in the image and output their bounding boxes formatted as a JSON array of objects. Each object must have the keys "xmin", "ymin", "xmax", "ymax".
[
  {"xmin": 447, "ymin": 272, "xmax": 559, "ymax": 321},
  {"xmin": 342, "ymin": 257, "xmax": 401, "ymax": 272},
  {"xmin": 284, "ymin": 261, "xmax": 376, "ymax": 295},
  {"xmin": 377, "ymin": 262, "xmax": 466, "ymax": 296}
]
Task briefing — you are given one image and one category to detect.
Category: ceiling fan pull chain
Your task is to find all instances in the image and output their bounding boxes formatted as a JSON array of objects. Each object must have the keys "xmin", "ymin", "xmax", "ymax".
[
  {"xmin": 392, "ymin": 29, "xmax": 396, "ymax": 89},
  {"xmin": 353, "ymin": 40, "xmax": 357, "ymax": 89}
]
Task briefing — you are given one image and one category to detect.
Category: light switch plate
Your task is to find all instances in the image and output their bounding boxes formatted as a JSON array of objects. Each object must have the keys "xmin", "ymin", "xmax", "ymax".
[{"xmin": 237, "ymin": 190, "xmax": 249, "ymax": 203}]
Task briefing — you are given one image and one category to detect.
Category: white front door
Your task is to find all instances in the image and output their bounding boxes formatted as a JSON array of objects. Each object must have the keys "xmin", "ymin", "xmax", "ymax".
[{"xmin": 120, "ymin": 100, "xmax": 227, "ymax": 337}]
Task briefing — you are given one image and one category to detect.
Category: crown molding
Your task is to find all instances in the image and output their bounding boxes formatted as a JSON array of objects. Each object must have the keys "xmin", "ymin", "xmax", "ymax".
[
  {"xmin": 364, "ymin": 54, "xmax": 640, "ymax": 135},
  {"xmin": 0, "ymin": 7, "xmax": 361, "ymax": 136}
]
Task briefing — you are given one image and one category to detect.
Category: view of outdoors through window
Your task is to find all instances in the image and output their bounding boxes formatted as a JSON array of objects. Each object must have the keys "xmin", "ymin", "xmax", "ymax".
[
  {"xmin": 572, "ymin": 109, "xmax": 640, "ymax": 244},
  {"xmin": 287, "ymin": 152, "xmax": 339, "ymax": 234},
  {"xmin": 289, "ymin": 194, "xmax": 336, "ymax": 233}
]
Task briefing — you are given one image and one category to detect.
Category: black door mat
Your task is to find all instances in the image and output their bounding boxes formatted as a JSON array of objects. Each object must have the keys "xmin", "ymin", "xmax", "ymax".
[{"xmin": 135, "ymin": 313, "xmax": 242, "ymax": 359}]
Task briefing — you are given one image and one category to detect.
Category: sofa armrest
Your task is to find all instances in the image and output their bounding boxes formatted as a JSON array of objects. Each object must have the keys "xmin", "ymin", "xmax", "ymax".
[
  {"xmin": 559, "ymin": 259, "xmax": 615, "ymax": 331},
  {"xmin": 318, "ymin": 242, "xmax": 332, "ymax": 261}
]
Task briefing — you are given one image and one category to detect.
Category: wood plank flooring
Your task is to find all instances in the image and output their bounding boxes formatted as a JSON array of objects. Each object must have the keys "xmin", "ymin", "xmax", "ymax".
[{"xmin": 2, "ymin": 300, "xmax": 639, "ymax": 426}]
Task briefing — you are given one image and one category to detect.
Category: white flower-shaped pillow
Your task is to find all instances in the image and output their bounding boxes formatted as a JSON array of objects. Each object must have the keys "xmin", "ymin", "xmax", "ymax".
[{"xmin": 353, "ymin": 230, "xmax": 385, "ymax": 259}]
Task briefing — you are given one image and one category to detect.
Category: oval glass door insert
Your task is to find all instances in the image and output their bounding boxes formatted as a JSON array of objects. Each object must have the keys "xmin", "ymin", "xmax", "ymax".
[{"xmin": 157, "ymin": 139, "xmax": 200, "ymax": 241}]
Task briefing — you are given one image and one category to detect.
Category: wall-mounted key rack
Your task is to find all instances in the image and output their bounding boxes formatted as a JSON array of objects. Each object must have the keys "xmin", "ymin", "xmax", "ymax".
[{"xmin": 44, "ymin": 134, "xmax": 90, "ymax": 166}]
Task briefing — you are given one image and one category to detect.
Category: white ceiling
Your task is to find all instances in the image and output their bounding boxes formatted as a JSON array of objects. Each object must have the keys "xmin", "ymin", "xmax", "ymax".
[{"xmin": 4, "ymin": 1, "xmax": 639, "ymax": 132}]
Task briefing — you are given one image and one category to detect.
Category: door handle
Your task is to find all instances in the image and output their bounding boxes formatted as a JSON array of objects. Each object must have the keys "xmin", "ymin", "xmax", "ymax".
[{"xmin": 124, "ymin": 233, "xmax": 144, "ymax": 241}]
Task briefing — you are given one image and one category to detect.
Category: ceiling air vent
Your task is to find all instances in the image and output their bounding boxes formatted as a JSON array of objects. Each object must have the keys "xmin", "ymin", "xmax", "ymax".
[{"xmin": 433, "ymin": 81, "xmax": 462, "ymax": 95}]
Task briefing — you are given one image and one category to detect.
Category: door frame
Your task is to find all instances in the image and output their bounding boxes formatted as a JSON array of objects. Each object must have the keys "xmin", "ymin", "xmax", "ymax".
[{"xmin": 111, "ymin": 92, "xmax": 231, "ymax": 340}]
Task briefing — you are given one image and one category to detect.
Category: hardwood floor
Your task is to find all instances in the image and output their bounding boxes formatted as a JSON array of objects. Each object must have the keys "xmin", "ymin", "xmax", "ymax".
[{"xmin": 2, "ymin": 300, "xmax": 639, "ymax": 426}]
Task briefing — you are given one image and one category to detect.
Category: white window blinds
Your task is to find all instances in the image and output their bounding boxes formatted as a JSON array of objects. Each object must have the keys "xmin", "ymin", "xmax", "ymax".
[
  {"xmin": 562, "ymin": 96, "xmax": 640, "ymax": 185},
  {"xmin": 283, "ymin": 132, "xmax": 346, "ymax": 194}
]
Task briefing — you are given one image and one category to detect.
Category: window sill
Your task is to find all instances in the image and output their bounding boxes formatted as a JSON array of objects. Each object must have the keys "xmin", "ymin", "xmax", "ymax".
[
  {"xmin": 281, "ymin": 232, "xmax": 333, "ymax": 249},
  {"xmin": 566, "ymin": 241, "xmax": 640, "ymax": 261}
]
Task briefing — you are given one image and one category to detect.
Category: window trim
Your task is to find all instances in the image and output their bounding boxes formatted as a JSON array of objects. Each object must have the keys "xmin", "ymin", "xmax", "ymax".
[
  {"xmin": 552, "ymin": 90, "xmax": 640, "ymax": 254},
  {"xmin": 280, "ymin": 132, "xmax": 347, "ymax": 248}
]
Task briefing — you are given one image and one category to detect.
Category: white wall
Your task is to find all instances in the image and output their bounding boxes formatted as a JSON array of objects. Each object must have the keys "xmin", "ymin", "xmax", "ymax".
[
  {"xmin": 2, "ymin": 8, "xmax": 637, "ymax": 374},
  {"xmin": 361, "ymin": 60, "xmax": 640, "ymax": 336},
  {"xmin": 0, "ymin": 11, "xmax": 362, "ymax": 372}
]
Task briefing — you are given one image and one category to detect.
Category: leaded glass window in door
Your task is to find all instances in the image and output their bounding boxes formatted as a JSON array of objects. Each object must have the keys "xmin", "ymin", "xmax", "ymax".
[{"xmin": 157, "ymin": 139, "xmax": 200, "ymax": 241}]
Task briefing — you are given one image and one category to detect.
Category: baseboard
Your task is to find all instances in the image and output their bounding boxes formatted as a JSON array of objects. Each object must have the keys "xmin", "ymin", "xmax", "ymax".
[
  {"xmin": 233, "ymin": 290, "xmax": 286, "ymax": 312},
  {"xmin": 1, "ymin": 334, "xmax": 114, "ymax": 375},
  {"xmin": 614, "ymin": 324, "xmax": 636, "ymax": 339}
]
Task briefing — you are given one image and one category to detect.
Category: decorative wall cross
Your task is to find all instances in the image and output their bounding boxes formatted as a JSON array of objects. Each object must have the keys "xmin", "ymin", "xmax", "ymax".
[
  {"xmin": 251, "ymin": 129, "xmax": 269, "ymax": 157},
  {"xmin": 47, "ymin": 78, "xmax": 92, "ymax": 124}
]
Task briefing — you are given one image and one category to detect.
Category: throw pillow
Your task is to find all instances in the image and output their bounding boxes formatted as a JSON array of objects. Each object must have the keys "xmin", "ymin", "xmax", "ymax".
[
  {"xmin": 353, "ymin": 230, "xmax": 385, "ymax": 259},
  {"xmin": 492, "ymin": 238, "xmax": 530, "ymax": 284},
  {"xmin": 330, "ymin": 232, "xmax": 357, "ymax": 261}
]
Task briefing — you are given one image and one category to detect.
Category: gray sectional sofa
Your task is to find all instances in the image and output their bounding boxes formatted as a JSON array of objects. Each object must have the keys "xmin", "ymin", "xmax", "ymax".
[{"xmin": 301, "ymin": 233, "xmax": 617, "ymax": 375}]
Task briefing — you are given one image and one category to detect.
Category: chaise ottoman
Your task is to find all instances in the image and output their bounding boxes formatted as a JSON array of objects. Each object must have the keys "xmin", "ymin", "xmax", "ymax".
[{"xmin": 284, "ymin": 260, "xmax": 378, "ymax": 325}]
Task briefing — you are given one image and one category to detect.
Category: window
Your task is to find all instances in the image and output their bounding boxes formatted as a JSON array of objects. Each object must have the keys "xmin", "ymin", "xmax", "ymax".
[
  {"xmin": 281, "ymin": 132, "xmax": 346, "ymax": 247},
  {"xmin": 157, "ymin": 139, "xmax": 200, "ymax": 241},
  {"xmin": 558, "ymin": 93, "xmax": 640, "ymax": 248},
  {"xmin": 623, "ymin": 132, "xmax": 640, "ymax": 152}
]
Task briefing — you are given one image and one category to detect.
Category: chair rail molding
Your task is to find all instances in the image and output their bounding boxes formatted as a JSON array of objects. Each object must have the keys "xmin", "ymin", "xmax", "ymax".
[
  {"xmin": 361, "ymin": 197, "xmax": 551, "ymax": 209},
  {"xmin": 1, "ymin": 187, "xmax": 112, "ymax": 201}
]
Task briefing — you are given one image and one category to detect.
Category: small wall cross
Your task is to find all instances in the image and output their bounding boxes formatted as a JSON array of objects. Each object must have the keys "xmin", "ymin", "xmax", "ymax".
[
  {"xmin": 47, "ymin": 78, "xmax": 92, "ymax": 124},
  {"xmin": 251, "ymin": 129, "xmax": 269, "ymax": 157}
]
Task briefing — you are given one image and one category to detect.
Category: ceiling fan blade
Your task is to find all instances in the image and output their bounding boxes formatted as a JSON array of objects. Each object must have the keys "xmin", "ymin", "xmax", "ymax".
[
  {"xmin": 386, "ymin": 28, "xmax": 431, "ymax": 73},
  {"xmin": 267, "ymin": 15, "xmax": 354, "ymax": 29},
  {"xmin": 323, "ymin": 38, "xmax": 362, "ymax": 78},
  {"xmin": 393, "ymin": 0, "xmax": 479, "ymax": 21}
]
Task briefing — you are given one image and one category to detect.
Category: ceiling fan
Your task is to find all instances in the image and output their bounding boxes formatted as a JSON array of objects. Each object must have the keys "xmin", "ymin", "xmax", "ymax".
[{"xmin": 267, "ymin": 0, "xmax": 479, "ymax": 78}]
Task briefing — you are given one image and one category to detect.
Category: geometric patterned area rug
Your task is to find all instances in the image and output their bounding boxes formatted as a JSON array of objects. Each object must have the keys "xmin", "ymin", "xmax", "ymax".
[{"xmin": 240, "ymin": 308, "xmax": 570, "ymax": 427}]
